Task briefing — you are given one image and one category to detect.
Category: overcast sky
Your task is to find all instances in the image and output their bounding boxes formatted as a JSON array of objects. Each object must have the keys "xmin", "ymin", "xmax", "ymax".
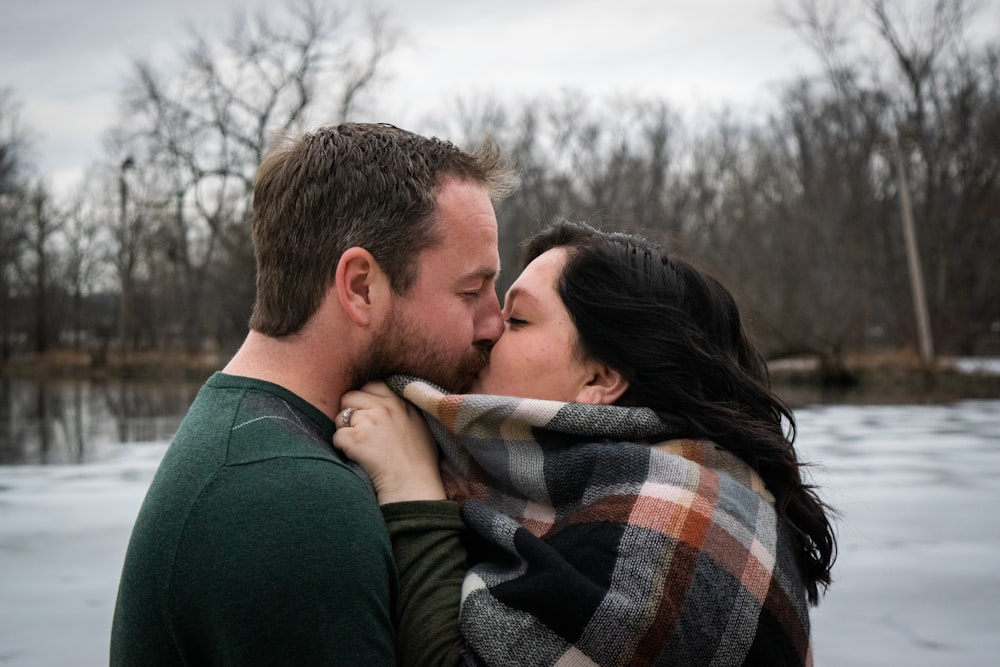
[{"xmin": 3, "ymin": 0, "xmax": 998, "ymax": 194}]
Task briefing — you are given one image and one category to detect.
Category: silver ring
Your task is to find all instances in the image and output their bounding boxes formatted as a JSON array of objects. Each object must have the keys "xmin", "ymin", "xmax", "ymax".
[{"xmin": 340, "ymin": 407, "xmax": 355, "ymax": 427}]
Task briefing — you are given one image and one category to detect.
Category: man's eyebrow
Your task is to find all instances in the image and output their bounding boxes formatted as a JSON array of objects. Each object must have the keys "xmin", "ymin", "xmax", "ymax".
[{"xmin": 465, "ymin": 266, "xmax": 500, "ymax": 282}]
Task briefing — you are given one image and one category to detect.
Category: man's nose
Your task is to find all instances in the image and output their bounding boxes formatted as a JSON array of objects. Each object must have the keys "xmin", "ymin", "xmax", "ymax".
[{"xmin": 475, "ymin": 291, "xmax": 504, "ymax": 345}]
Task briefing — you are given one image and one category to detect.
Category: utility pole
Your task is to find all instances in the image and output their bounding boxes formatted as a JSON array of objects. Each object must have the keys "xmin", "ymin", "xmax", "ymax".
[
  {"xmin": 890, "ymin": 140, "xmax": 934, "ymax": 367},
  {"xmin": 118, "ymin": 156, "xmax": 134, "ymax": 366},
  {"xmin": 32, "ymin": 190, "xmax": 49, "ymax": 355}
]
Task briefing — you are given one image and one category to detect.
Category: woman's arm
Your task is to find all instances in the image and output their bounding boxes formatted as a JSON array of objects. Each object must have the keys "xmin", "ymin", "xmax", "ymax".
[
  {"xmin": 333, "ymin": 381, "xmax": 466, "ymax": 667},
  {"xmin": 382, "ymin": 500, "xmax": 467, "ymax": 667}
]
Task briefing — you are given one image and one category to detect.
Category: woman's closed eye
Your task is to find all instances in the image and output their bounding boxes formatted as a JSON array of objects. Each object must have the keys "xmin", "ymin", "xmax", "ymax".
[{"xmin": 505, "ymin": 316, "xmax": 527, "ymax": 327}]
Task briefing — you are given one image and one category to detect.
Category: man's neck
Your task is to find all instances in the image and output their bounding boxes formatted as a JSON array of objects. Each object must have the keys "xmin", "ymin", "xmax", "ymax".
[{"xmin": 223, "ymin": 330, "xmax": 349, "ymax": 421}]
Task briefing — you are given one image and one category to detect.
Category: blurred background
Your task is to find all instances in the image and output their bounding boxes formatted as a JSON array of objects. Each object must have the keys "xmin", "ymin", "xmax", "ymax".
[
  {"xmin": 1, "ymin": 2, "xmax": 998, "ymax": 664},
  {"xmin": 2, "ymin": 0, "xmax": 998, "ymax": 393}
]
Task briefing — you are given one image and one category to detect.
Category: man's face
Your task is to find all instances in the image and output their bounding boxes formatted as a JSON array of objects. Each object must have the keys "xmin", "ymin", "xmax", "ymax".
[{"xmin": 353, "ymin": 178, "xmax": 504, "ymax": 392}]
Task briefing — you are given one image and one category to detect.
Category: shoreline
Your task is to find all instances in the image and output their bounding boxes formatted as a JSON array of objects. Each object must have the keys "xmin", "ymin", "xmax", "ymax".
[
  {"xmin": 3, "ymin": 350, "xmax": 999, "ymax": 407},
  {"xmin": 767, "ymin": 354, "xmax": 1000, "ymax": 406}
]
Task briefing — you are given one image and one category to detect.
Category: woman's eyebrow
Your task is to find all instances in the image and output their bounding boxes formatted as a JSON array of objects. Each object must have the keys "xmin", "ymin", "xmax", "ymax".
[{"xmin": 503, "ymin": 286, "xmax": 540, "ymax": 308}]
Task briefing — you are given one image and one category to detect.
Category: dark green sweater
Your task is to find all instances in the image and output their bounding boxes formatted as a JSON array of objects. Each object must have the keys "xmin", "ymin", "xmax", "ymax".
[{"xmin": 110, "ymin": 373, "xmax": 397, "ymax": 666}]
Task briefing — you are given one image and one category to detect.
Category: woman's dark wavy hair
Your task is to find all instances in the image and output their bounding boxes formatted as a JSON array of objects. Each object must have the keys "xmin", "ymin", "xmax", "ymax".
[{"xmin": 523, "ymin": 219, "xmax": 836, "ymax": 603}]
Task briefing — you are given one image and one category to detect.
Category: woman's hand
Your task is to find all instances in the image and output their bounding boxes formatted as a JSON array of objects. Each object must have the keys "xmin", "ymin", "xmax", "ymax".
[{"xmin": 333, "ymin": 381, "xmax": 446, "ymax": 505}]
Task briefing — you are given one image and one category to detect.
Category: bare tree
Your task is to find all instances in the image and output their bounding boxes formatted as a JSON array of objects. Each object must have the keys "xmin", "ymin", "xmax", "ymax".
[
  {"xmin": 702, "ymin": 80, "xmax": 896, "ymax": 378},
  {"xmin": 777, "ymin": 0, "xmax": 999, "ymax": 360},
  {"xmin": 107, "ymin": 0, "xmax": 398, "ymax": 354},
  {"xmin": 442, "ymin": 93, "xmax": 686, "ymax": 294},
  {"xmin": 24, "ymin": 185, "xmax": 63, "ymax": 354},
  {"xmin": 61, "ymin": 178, "xmax": 115, "ymax": 354},
  {"xmin": 0, "ymin": 89, "xmax": 33, "ymax": 361}
]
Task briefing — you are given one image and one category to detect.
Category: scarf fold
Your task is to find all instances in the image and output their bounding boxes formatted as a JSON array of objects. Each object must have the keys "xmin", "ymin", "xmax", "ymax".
[{"xmin": 387, "ymin": 376, "xmax": 812, "ymax": 667}]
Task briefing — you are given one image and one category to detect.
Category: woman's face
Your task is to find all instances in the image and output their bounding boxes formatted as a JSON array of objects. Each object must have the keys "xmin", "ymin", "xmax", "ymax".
[{"xmin": 470, "ymin": 248, "xmax": 600, "ymax": 402}]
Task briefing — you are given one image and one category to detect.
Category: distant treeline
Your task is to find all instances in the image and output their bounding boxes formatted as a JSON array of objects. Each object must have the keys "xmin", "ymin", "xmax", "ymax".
[{"xmin": 1, "ymin": 0, "xmax": 998, "ymax": 374}]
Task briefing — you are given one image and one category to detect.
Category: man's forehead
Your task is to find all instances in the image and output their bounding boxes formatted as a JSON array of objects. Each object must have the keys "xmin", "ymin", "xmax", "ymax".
[{"xmin": 414, "ymin": 243, "xmax": 499, "ymax": 284}]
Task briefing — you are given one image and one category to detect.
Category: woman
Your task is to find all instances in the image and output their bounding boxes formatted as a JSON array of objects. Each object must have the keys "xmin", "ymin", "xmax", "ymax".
[{"xmin": 334, "ymin": 220, "xmax": 836, "ymax": 667}]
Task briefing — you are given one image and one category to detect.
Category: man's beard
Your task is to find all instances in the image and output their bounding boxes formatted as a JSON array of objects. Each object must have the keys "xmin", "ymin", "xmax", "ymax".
[{"xmin": 350, "ymin": 308, "xmax": 490, "ymax": 393}]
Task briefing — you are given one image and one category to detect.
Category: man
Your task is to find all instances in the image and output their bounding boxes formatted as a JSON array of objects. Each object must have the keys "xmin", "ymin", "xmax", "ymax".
[{"xmin": 110, "ymin": 123, "xmax": 516, "ymax": 665}]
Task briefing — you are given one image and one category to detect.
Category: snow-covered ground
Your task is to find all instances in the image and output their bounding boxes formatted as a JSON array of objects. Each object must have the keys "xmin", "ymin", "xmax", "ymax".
[
  {"xmin": 800, "ymin": 400, "xmax": 1000, "ymax": 666},
  {"xmin": 953, "ymin": 357, "xmax": 1000, "ymax": 375},
  {"xmin": 1, "ymin": 400, "xmax": 998, "ymax": 666}
]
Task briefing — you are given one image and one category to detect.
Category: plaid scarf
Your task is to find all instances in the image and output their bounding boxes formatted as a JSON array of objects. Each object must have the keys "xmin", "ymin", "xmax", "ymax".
[{"xmin": 387, "ymin": 376, "xmax": 813, "ymax": 667}]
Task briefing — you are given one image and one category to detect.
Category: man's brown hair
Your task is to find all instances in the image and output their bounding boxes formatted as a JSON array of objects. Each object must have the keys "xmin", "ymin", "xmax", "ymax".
[{"xmin": 247, "ymin": 122, "xmax": 516, "ymax": 336}]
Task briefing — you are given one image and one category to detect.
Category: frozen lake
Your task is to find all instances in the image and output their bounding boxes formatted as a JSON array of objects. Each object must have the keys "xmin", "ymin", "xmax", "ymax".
[{"xmin": 1, "ymin": 398, "xmax": 999, "ymax": 666}]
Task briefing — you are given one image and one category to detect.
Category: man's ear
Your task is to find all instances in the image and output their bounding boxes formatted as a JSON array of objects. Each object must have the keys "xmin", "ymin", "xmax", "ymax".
[
  {"xmin": 574, "ymin": 363, "xmax": 629, "ymax": 405},
  {"xmin": 335, "ymin": 247, "xmax": 390, "ymax": 327}
]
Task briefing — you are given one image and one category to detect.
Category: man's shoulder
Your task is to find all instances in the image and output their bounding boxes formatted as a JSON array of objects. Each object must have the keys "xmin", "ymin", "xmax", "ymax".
[
  {"xmin": 149, "ymin": 373, "xmax": 375, "ymax": 536},
  {"xmin": 177, "ymin": 372, "xmax": 340, "ymax": 464}
]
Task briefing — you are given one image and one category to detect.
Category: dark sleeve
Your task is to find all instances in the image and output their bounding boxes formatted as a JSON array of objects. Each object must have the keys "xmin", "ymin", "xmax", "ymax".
[
  {"xmin": 381, "ymin": 500, "xmax": 468, "ymax": 667},
  {"xmin": 170, "ymin": 458, "xmax": 398, "ymax": 666}
]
